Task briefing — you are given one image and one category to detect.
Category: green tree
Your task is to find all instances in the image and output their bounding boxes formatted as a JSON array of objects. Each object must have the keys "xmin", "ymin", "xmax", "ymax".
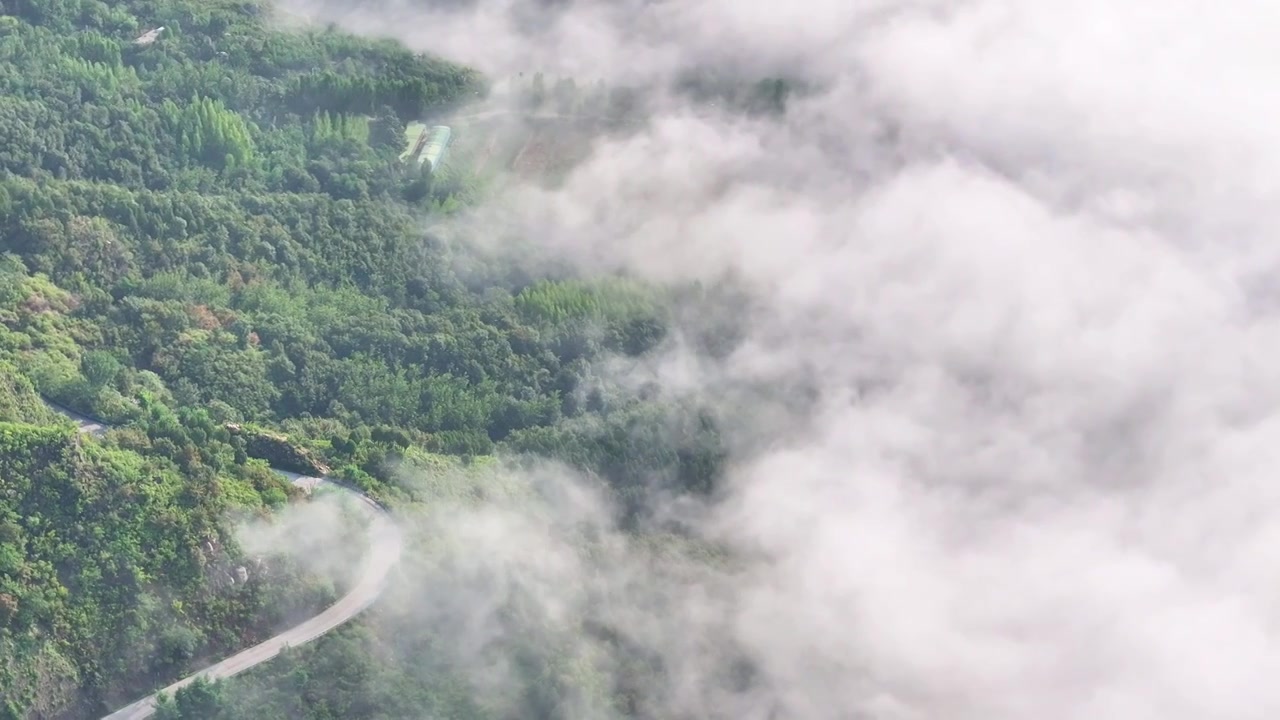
[
  {"xmin": 81, "ymin": 350, "xmax": 121, "ymax": 390},
  {"xmin": 155, "ymin": 677, "xmax": 225, "ymax": 719}
]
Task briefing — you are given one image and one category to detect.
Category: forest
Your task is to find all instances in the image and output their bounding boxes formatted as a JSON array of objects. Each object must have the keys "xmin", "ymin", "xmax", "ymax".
[{"xmin": 0, "ymin": 0, "xmax": 728, "ymax": 718}]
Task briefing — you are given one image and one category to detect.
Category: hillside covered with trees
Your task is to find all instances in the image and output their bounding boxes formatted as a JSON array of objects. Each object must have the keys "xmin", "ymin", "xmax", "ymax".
[{"xmin": 0, "ymin": 0, "xmax": 726, "ymax": 718}]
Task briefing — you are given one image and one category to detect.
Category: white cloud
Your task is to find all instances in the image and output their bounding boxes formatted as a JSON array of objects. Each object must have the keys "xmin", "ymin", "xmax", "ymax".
[{"xmin": 282, "ymin": 0, "xmax": 1280, "ymax": 717}]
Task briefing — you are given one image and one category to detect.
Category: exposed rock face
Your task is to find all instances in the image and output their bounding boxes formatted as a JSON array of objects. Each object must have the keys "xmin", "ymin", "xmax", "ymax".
[{"xmin": 224, "ymin": 423, "xmax": 330, "ymax": 476}]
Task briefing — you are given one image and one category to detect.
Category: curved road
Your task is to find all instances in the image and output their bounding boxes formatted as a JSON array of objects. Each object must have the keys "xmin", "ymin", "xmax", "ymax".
[{"xmin": 42, "ymin": 401, "xmax": 403, "ymax": 720}]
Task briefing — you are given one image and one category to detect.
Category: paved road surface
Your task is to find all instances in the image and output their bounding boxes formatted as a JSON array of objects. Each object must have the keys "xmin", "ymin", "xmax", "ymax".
[
  {"xmin": 46, "ymin": 400, "xmax": 108, "ymax": 437},
  {"xmin": 41, "ymin": 402, "xmax": 403, "ymax": 720}
]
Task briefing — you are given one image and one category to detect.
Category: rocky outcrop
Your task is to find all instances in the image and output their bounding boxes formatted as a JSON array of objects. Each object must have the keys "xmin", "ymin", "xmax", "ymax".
[{"xmin": 224, "ymin": 424, "xmax": 329, "ymax": 477}]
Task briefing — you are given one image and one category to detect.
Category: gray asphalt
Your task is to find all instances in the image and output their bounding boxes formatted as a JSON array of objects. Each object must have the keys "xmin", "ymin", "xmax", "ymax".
[{"xmin": 41, "ymin": 403, "xmax": 403, "ymax": 720}]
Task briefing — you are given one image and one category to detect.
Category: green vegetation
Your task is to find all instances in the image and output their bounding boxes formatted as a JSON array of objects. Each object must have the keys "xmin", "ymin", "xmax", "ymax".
[
  {"xmin": 0, "ymin": 1, "xmax": 731, "ymax": 718},
  {"xmin": 0, "ymin": 253, "xmax": 349, "ymax": 717},
  {"xmin": 511, "ymin": 68, "xmax": 800, "ymax": 120},
  {"xmin": 151, "ymin": 624, "xmax": 490, "ymax": 720}
]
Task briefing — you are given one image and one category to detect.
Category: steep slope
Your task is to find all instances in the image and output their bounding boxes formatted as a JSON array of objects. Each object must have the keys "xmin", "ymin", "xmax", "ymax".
[{"xmin": 23, "ymin": 405, "xmax": 402, "ymax": 720}]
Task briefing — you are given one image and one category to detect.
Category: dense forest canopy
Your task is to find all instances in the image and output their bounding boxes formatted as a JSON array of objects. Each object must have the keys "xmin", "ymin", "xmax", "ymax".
[{"xmin": 0, "ymin": 0, "xmax": 728, "ymax": 717}]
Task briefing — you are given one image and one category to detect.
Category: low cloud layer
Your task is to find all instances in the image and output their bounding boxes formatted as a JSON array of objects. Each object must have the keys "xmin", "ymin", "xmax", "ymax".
[
  {"xmin": 272, "ymin": 1, "xmax": 1280, "ymax": 719},
  {"xmin": 235, "ymin": 490, "xmax": 370, "ymax": 594}
]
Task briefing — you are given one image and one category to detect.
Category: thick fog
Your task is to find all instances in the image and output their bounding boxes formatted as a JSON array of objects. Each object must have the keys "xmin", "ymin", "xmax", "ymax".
[{"xmin": 268, "ymin": 2, "xmax": 1280, "ymax": 719}]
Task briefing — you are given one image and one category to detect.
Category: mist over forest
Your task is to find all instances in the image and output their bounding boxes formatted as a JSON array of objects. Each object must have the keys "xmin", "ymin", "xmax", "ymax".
[{"xmin": 2, "ymin": 1, "xmax": 1278, "ymax": 719}]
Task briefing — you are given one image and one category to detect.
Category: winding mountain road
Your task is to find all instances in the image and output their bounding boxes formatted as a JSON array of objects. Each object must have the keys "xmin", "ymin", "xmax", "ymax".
[{"xmin": 42, "ymin": 401, "xmax": 403, "ymax": 720}]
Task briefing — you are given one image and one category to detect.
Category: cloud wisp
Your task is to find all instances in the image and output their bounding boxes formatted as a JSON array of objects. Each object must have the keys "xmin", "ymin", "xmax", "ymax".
[{"xmin": 268, "ymin": 2, "xmax": 1280, "ymax": 719}]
